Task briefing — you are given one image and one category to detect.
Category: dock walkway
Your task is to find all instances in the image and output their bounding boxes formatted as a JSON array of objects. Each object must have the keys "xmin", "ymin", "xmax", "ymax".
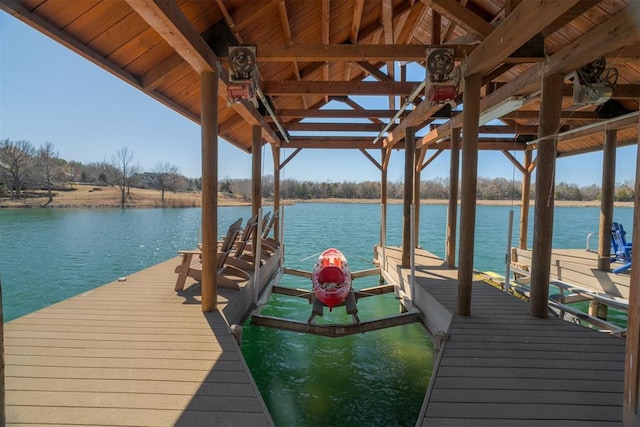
[
  {"xmin": 381, "ymin": 246, "xmax": 626, "ymax": 426},
  {"xmin": 4, "ymin": 257, "xmax": 273, "ymax": 426}
]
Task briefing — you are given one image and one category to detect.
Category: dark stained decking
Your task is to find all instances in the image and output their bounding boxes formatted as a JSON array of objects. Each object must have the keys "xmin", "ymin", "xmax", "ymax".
[
  {"xmin": 4, "ymin": 257, "xmax": 273, "ymax": 426},
  {"xmin": 381, "ymin": 246, "xmax": 626, "ymax": 426}
]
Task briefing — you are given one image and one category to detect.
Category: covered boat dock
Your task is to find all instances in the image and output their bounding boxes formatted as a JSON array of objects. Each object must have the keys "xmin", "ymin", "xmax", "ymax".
[{"xmin": 1, "ymin": 0, "xmax": 639, "ymax": 425}]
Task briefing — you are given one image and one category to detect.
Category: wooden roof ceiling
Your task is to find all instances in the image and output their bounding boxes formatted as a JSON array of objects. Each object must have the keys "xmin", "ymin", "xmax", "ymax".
[{"xmin": 2, "ymin": 0, "xmax": 639, "ymax": 158}]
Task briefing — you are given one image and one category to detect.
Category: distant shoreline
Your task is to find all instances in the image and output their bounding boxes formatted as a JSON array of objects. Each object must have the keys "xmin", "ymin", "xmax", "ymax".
[{"xmin": 0, "ymin": 184, "xmax": 634, "ymax": 209}]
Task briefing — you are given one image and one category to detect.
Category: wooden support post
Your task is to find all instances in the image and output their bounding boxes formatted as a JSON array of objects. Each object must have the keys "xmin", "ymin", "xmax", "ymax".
[
  {"xmin": 598, "ymin": 129, "xmax": 616, "ymax": 271},
  {"xmin": 381, "ymin": 147, "xmax": 389, "ymax": 247},
  {"xmin": 271, "ymin": 145, "xmax": 281, "ymax": 244},
  {"xmin": 200, "ymin": 71, "xmax": 218, "ymax": 312},
  {"xmin": 457, "ymin": 74, "xmax": 481, "ymax": 316},
  {"xmin": 252, "ymin": 124, "xmax": 262, "ymax": 258},
  {"xmin": 414, "ymin": 146, "xmax": 422, "ymax": 247},
  {"xmin": 519, "ymin": 149, "xmax": 532, "ymax": 249},
  {"xmin": 446, "ymin": 129, "xmax": 460, "ymax": 268},
  {"xmin": 624, "ymin": 128, "xmax": 640, "ymax": 426},
  {"xmin": 588, "ymin": 300, "xmax": 608, "ymax": 320},
  {"xmin": 402, "ymin": 127, "xmax": 416, "ymax": 268},
  {"xmin": 529, "ymin": 73, "xmax": 564, "ymax": 319}
]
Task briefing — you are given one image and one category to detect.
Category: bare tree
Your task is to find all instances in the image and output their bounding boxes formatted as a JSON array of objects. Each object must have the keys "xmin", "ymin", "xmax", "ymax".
[
  {"xmin": 111, "ymin": 147, "xmax": 140, "ymax": 208},
  {"xmin": 37, "ymin": 142, "xmax": 58, "ymax": 204},
  {"xmin": 0, "ymin": 139, "xmax": 36, "ymax": 199},
  {"xmin": 152, "ymin": 161, "xmax": 180, "ymax": 203}
]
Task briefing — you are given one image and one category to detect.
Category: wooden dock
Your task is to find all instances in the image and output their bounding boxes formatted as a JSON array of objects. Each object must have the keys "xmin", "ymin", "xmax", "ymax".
[
  {"xmin": 3, "ymin": 257, "xmax": 274, "ymax": 426},
  {"xmin": 379, "ymin": 246, "xmax": 626, "ymax": 426}
]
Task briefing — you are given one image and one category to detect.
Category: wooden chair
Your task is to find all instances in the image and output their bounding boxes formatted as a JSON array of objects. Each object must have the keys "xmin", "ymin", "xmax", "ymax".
[{"xmin": 174, "ymin": 217, "xmax": 244, "ymax": 291}]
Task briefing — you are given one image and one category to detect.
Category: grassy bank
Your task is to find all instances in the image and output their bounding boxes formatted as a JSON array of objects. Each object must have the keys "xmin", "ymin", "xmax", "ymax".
[{"xmin": 1, "ymin": 184, "xmax": 633, "ymax": 209}]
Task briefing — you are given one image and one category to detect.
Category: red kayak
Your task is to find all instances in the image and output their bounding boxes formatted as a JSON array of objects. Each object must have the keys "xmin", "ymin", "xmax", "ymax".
[{"xmin": 311, "ymin": 248, "xmax": 352, "ymax": 310}]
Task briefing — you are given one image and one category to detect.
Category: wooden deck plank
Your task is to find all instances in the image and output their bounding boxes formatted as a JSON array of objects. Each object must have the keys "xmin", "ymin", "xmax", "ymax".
[
  {"xmin": 4, "ymin": 257, "xmax": 274, "ymax": 426},
  {"xmin": 380, "ymin": 246, "xmax": 625, "ymax": 426}
]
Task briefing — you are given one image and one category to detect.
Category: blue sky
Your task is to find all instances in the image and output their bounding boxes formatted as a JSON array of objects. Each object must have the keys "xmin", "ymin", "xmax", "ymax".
[{"xmin": 1, "ymin": 12, "xmax": 637, "ymax": 186}]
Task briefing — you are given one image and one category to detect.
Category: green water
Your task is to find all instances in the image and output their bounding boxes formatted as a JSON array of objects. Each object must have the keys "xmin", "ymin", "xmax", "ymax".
[{"xmin": 0, "ymin": 203, "xmax": 633, "ymax": 426}]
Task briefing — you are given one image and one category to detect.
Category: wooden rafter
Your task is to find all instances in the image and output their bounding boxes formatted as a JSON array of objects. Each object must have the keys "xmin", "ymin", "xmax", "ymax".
[
  {"xmin": 382, "ymin": 0, "xmax": 395, "ymax": 110},
  {"xmin": 464, "ymin": 0, "xmax": 581, "ymax": 76},
  {"xmin": 322, "ymin": 0, "xmax": 330, "ymax": 103},
  {"xmin": 428, "ymin": 0, "xmax": 494, "ymax": 40},
  {"xmin": 229, "ymin": 0, "xmax": 279, "ymax": 33},
  {"xmin": 278, "ymin": 0, "xmax": 307, "ymax": 109},
  {"xmin": 423, "ymin": 9, "xmax": 638, "ymax": 149},
  {"xmin": 396, "ymin": 0, "xmax": 428, "ymax": 44},
  {"xmin": 360, "ymin": 149, "xmax": 382, "ymax": 170},
  {"xmin": 215, "ymin": 0, "xmax": 243, "ymax": 42},
  {"xmin": 350, "ymin": 0, "xmax": 365, "ymax": 43},
  {"xmin": 124, "ymin": 0, "xmax": 278, "ymax": 144},
  {"xmin": 342, "ymin": 97, "xmax": 385, "ymax": 125},
  {"xmin": 441, "ymin": 0, "xmax": 467, "ymax": 42},
  {"xmin": 356, "ymin": 61, "xmax": 391, "ymax": 81}
]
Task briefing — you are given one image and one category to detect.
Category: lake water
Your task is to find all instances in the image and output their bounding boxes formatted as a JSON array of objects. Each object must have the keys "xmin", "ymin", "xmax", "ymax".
[{"xmin": 0, "ymin": 203, "xmax": 634, "ymax": 426}]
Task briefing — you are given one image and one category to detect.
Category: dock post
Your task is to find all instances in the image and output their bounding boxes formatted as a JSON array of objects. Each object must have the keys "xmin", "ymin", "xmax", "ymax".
[
  {"xmin": 200, "ymin": 71, "xmax": 219, "ymax": 312},
  {"xmin": 458, "ymin": 73, "xmax": 482, "ymax": 316},
  {"xmin": 529, "ymin": 73, "xmax": 564, "ymax": 318},
  {"xmin": 446, "ymin": 129, "xmax": 460, "ymax": 268},
  {"xmin": 402, "ymin": 127, "xmax": 416, "ymax": 268},
  {"xmin": 598, "ymin": 129, "xmax": 616, "ymax": 271}
]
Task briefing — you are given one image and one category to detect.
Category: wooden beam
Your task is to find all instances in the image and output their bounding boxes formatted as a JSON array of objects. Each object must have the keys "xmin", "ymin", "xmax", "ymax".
[
  {"xmin": 271, "ymin": 144, "xmax": 281, "ymax": 245},
  {"xmin": 341, "ymin": 97, "xmax": 385, "ymax": 125},
  {"xmin": 285, "ymin": 137, "xmax": 380, "ymax": 149},
  {"xmin": 464, "ymin": 0, "xmax": 581, "ymax": 76},
  {"xmin": 421, "ymin": 149, "xmax": 444, "ymax": 171},
  {"xmin": 274, "ymin": 109, "xmax": 412, "ymax": 119},
  {"xmin": 125, "ymin": 0, "xmax": 215, "ymax": 74},
  {"xmin": 432, "ymin": 11, "xmax": 441, "ymax": 44},
  {"xmin": 562, "ymin": 84, "xmax": 640, "ymax": 100},
  {"xmin": 428, "ymin": 0, "xmax": 494, "ymax": 39},
  {"xmin": 529, "ymin": 73, "xmax": 564, "ymax": 319},
  {"xmin": 441, "ymin": 0, "xmax": 468, "ymax": 42},
  {"xmin": 284, "ymin": 122, "xmax": 383, "ymax": 132},
  {"xmin": 396, "ymin": 0, "xmax": 429, "ymax": 44},
  {"xmin": 262, "ymin": 80, "xmax": 418, "ymax": 96},
  {"xmin": 356, "ymin": 61, "xmax": 392, "ymax": 81},
  {"xmin": 457, "ymin": 73, "xmax": 482, "ymax": 316},
  {"xmin": 256, "ymin": 44, "xmax": 475, "ymax": 62},
  {"xmin": 279, "ymin": 147, "xmax": 302, "ymax": 169},
  {"xmin": 501, "ymin": 150, "xmax": 526, "ymax": 175},
  {"xmin": 360, "ymin": 149, "xmax": 382, "ymax": 170},
  {"xmin": 502, "ymin": 111, "xmax": 600, "ymax": 120},
  {"xmin": 251, "ymin": 313, "xmax": 419, "ymax": 337}
]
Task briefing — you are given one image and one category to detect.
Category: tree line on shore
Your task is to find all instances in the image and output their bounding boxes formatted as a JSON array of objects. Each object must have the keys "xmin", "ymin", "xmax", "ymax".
[{"xmin": 1, "ymin": 138, "xmax": 635, "ymax": 205}]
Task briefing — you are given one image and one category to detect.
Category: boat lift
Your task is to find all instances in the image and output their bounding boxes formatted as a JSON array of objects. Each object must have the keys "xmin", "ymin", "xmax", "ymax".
[{"xmin": 250, "ymin": 266, "xmax": 421, "ymax": 338}]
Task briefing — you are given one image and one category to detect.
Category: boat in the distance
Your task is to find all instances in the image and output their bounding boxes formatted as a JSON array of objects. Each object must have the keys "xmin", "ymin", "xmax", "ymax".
[{"xmin": 311, "ymin": 248, "xmax": 352, "ymax": 310}]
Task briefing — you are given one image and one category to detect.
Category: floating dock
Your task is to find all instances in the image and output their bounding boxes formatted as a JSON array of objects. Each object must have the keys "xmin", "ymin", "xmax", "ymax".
[
  {"xmin": 3, "ymin": 257, "xmax": 274, "ymax": 426},
  {"xmin": 4, "ymin": 246, "xmax": 627, "ymax": 425},
  {"xmin": 379, "ymin": 246, "xmax": 626, "ymax": 426}
]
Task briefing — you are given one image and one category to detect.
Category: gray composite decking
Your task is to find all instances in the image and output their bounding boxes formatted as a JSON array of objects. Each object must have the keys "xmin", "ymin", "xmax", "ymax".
[
  {"xmin": 380, "ymin": 246, "xmax": 626, "ymax": 427},
  {"xmin": 3, "ymin": 257, "xmax": 273, "ymax": 427}
]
